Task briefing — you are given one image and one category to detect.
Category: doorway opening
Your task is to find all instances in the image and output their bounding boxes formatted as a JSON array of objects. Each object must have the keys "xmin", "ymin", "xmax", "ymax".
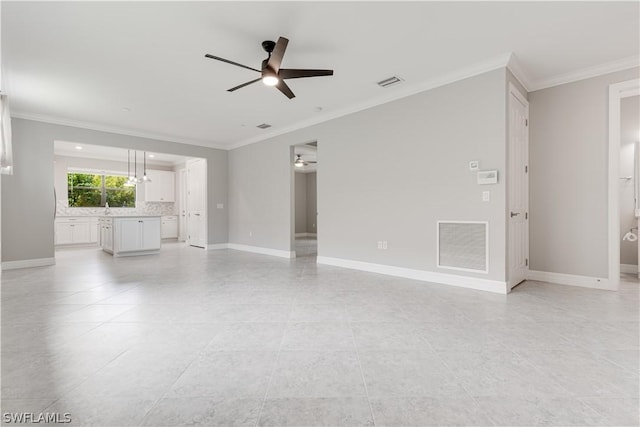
[
  {"xmin": 292, "ymin": 141, "xmax": 318, "ymax": 258},
  {"xmin": 52, "ymin": 141, "xmax": 206, "ymax": 256},
  {"xmin": 617, "ymin": 94, "xmax": 639, "ymax": 283},
  {"xmin": 609, "ymin": 79, "xmax": 640, "ymax": 289}
]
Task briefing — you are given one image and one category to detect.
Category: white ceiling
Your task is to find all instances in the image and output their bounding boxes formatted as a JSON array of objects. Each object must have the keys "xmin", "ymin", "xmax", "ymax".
[{"xmin": 4, "ymin": 2, "xmax": 638, "ymax": 150}]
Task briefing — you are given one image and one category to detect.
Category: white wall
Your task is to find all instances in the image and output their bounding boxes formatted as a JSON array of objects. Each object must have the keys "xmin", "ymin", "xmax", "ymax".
[
  {"xmin": 529, "ymin": 67, "xmax": 639, "ymax": 278},
  {"xmin": 229, "ymin": 68, "xmax": 508, "ymax": 284},
  {"xmin": 620, "ymin": 95, "xmax": 640, "ymax": 267}
]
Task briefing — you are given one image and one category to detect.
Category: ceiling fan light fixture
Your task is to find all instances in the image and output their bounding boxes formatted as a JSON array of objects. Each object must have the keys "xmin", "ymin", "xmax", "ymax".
[{"xmin": 262, "ymin": 75, "xmax": 279, "ymax": 86}]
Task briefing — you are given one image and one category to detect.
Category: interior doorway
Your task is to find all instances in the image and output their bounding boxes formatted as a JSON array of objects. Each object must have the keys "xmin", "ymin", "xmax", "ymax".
[
  {"xmin": 292, "ymin": 141, "xmax": 318, "ymax": 258},
  {"xmin": 609, "ymin": 79, "xmax": 640, "ymax": 289},
  {"xmin": 618, "ymin": 95, "xmax": 639, "ymax": 281}
]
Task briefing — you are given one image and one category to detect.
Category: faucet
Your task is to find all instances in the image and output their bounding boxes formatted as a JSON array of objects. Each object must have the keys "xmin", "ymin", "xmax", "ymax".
[{"xmin": 105, "ymin": 202, "xmax": 111, "ymax": 215}]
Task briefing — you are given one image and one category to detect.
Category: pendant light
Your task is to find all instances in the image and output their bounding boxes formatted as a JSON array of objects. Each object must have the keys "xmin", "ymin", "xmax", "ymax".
[
  {"xmin": 133, "ymin": 150, "xmax": 141, "ymax": 184},
  {"xmin": 142, "ymin": 152, "xmax": 152, "ymax": 182},
  {"xmin": 125, "ymin": 150, "xmax": 135, "ymax": 186}
]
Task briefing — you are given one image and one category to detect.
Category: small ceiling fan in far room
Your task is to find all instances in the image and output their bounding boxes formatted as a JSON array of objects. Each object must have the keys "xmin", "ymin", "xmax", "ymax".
[
  {"xmin": 204, "ymin": 37, "xmax": 333, "ymax": 99},
  {"xmin": 294, "ymin": 154, "xmax": 317, "ymax": 167}
]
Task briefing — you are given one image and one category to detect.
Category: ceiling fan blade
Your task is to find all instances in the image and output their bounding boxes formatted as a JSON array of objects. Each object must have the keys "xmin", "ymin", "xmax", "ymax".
[
  {"xmin": 279, "ymin": 69, "xmax": 334, "ymax": 79},
  {"xmin": 227, "ymin": 78, "xmax": 262, "ymax": 92},
  {"xmin": 267, "ymin": 37, "xmax": 289, "ymax": 72},
  {"xmin": 276, "ymin": 80, "xmax": 295, "ymax": 99},
  {"xmin": 205, "ymin": 54, "xmax": 261, "ymax": 73}
]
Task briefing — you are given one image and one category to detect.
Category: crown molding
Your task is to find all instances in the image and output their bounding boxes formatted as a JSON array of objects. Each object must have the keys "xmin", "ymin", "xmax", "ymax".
[
  {"xmin": 529, "ymin": 55, "xmax": 640, "ymax": 91},
  {"xmin": 506, "ymin": 52, "xmax": 532, "ymax": 92},
  {"xmin": 12, "ymin": 54, "xmax": 638, "ymax": 151},
  {"xmin": 227, "ymin": 52, "xmax": 513, "ymax": 150},
  {"xmin": 10, "ymin": 111, "xmax": 228, "ymax": 150}
]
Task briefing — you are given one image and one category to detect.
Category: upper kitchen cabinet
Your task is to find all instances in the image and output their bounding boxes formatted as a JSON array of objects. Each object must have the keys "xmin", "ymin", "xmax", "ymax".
[{"xmin": 144, "ymin": 170, "xmax": 175, "ymax": 202}]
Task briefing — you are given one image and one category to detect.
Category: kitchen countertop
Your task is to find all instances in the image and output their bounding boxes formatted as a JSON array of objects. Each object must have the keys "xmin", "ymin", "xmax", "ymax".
[{"xmin": 99, "ymin": 215, "xmax": 161, "ymax": 218}]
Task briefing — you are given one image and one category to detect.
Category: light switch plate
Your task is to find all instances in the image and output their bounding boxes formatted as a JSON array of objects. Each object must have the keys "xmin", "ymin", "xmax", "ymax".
[
  {"xmin": 217, "ymin": 203, "xmax": 224, "ymax": 209},
  {"xmin": 469, "ymin": 160, "xmax": 479, "ymax": 171},
  {"xmin": 477, "ymin": 170, "xmax": 498, "ymax": 185},
  {"xmin": 482, "ymin": 191, "xmax": 490, "ymax": 202}
]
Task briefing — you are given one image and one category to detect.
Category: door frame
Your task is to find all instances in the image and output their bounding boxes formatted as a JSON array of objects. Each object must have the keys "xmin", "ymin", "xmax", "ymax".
[
  {"xmin": 608, "ymin": 79, "xmax": 640, "ymax": 289},
  {"xmin": 507, "ymin": 82, "xmax": 530, "ymax": 289}
]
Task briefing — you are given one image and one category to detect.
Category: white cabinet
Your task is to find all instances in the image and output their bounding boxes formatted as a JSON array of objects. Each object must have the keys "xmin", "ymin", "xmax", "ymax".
[
  {"xmin": 55, "ymin": 217, "xmax": 98, "ymax": 245},
  {"xmin": 104, "ymin": 216, "xmax": 161, "ymax": 256},
  {"xmin": 144, "ymin": 170, "xmax": 175, "ymax": 202},
  {"xmin": 99, "ymin": 217, "xmax": 113, "ymax": 252},
  {"xmin": 161, "ymin": 216, "xmax": 178, "ymax": 239}
]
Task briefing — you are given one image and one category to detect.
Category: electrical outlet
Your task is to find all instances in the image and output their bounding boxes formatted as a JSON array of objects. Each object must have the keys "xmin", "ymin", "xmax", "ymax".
[
  {"xmin": 217, "ymin": 203, "xmax": 224, "ymax": 209},
  {"xmin": 482, "ymin": 191, "xmax": 490, "ymax": 202},
  {"xmin": 377, "ymin": 241, "xmax": 383, "ymax": 249},
  {"xmin": 469, "ymin": 160, "xmax": 479, "ymax": 171},
  {"xmin": 249, "ymin": 231, "xmax": 252, "ymax": 237},
  {"xmin": 382, "ymin": 240, "xmax": 388, "ymax": 250}
]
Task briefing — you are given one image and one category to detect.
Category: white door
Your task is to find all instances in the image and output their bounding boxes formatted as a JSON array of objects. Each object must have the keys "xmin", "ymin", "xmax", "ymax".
[
  {"xmin": 178, "ymin": 168, "xmax": 187, "ymax": 241},
  {"xmin": 508, "ymin": 83, "xmax": 530, "ymax": 289},
  {"xmin": 187, "ymin": 159, "xmax": 207, "ymax": 248}
]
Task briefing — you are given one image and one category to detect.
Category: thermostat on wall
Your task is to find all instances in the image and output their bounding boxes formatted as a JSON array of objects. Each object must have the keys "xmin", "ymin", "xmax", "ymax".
[{"xmin": 477, "ymin": 170, "xmax": 498, "ymax": 185}]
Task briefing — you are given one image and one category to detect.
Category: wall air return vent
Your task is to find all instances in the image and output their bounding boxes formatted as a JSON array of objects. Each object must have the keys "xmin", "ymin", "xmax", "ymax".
[
  {"xmin": 437, "ymin": 221, "xmax": 488, "ymax": 273},
  {"xmin": 376, "ymin": 76, "xmax": 404, "ymax": 88},
  {"xmin": 256, "ymin": 123, "xmax": 271, "ymax": 129}
]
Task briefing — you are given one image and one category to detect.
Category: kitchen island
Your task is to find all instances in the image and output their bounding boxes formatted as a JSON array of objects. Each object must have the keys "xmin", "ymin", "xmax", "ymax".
[{"xmin": 99, "ymin": 215, "xmax": 161, "ymax": 257}]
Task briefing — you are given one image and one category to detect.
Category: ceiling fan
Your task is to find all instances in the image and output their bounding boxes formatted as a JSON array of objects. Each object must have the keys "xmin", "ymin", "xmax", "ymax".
[
  {"xmin": 294, "ymin": 154, "xmax": 317, "ymax": 167},
  {"xmin": 205, "ymin": 37, "xmax": 333, "ymax": 99}
]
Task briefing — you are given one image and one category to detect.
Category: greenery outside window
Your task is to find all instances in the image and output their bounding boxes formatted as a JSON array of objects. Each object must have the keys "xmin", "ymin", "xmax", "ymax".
[{"xmin": 68, "ymin": 172, "xmax": 135, "ymax": 207}]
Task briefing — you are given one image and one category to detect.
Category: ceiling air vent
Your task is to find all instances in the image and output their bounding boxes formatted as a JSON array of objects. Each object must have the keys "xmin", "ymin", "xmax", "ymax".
[
  {"xmin": 256, "ymin": 123, "xmax": 271, "ymax": 129},
  {"xmin": 376, "ymin": 76, "xmax": 404, "ymax": 88}
]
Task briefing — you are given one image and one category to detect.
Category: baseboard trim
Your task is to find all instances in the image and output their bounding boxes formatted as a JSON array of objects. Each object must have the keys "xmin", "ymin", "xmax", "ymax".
[
  {"xmin": 1, "ymin": 257, "xmax": 56, "ymax": 271},
  {"xmin": 316, "ymin": 256, "xmax": 507, "ymax": 294},
  {"xmin": 527, "ymin": 270, "xmax": 614, "ymax": 291},
  {"xmin": 227, "ymin": 243, "xmax": 295, "ymax": 259},
  {"xmin": 206, "ymin": 243, "xmax": 229, "ymax": 250},
  {"xmin": 620, "ymin": 264, "xmax": 638, "ymax": 274},
  {"xmin": 295, "ymin": 232, "xmax": 317, "ymax": 237}
]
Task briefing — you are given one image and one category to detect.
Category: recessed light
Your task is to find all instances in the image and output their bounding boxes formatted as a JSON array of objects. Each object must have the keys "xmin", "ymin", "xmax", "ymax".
[
  {"xmin": 75, "ymin": 146, "xmax": 83, "ymax": 150},
  {"xmin": 148, "ymin": 154, "xmax": 155, "ymax": 158},
  {"xmin": 122, "ymin": 107, "xmax": 131, "ymax": 112}
]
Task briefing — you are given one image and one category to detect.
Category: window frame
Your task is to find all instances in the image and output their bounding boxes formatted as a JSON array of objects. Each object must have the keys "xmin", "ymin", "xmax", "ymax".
[{"xmin": 67, "ymin": 169, "xmax": 136, "ymax": 208}]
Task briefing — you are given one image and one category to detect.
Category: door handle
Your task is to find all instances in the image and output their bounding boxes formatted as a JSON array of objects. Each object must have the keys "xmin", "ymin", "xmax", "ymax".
[{"xmin": 510, "ymin": 211, "xmax": 520, "ymax": 217}]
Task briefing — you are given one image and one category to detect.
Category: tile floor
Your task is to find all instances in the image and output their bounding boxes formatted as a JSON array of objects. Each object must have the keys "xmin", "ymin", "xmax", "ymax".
[{"xmin": 1, "ymin": 242, "xmax": 638, "ymax": 426}]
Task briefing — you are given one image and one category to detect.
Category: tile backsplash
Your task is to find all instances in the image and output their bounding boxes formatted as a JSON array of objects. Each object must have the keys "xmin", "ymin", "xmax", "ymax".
[{"xmin": 56, "ymin": 200, "xmax": 176, "ymax": 217}]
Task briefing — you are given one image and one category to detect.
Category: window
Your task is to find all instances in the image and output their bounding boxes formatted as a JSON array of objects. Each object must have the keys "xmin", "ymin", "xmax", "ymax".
[{"xmin": 68, "ymin": 172, "xmax": 135, "ymax": 207}]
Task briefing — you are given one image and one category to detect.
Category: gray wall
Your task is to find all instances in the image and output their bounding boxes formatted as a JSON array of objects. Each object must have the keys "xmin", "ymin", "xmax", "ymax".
[
  {"xmin": 529, "ymin": 67, "xmax": 639, "ymax": 278},
  {"xmin": 294, "ymin": 171, "xmax": 317, "ymax": 234},
  {"xmin": 306, "ymin": 172, "xmax": 317, "ymax": 234},
  {"xmin": 229, "ymin": 69, "xmax": 508, "ymax": 281},
  {"xmin": 2, "ymin": 118, "xmax": 228, "ymax": 263},
  {"xmin": 294, "ymin": 172, "xmax": 307, "ymax": 233},
  {"xmin": 620, "ymin": 95, "xmax": 640, "ymax": 266}
]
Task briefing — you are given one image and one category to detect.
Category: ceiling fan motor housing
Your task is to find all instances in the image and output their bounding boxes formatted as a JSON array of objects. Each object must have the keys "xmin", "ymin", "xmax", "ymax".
[{"xmin": 261, "ymin": 40, "xmax": 276, "ymax": 54}]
